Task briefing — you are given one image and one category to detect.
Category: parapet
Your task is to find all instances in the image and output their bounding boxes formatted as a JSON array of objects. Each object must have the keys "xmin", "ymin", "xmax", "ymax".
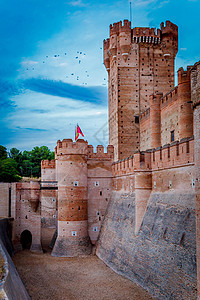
[
  {"xmin": 178, "ymin": 66, "xmax": 192, "ymax": 85},
  {"xmin": 56, "ymin": 139, "xmax": 88, "ymax": 156},
  {"xmin": 161, "ymin": 87, "xmax": 178, "ymax": 109},
  {"xmin": 161, "ymin": 20, "xmax": 178, "ymax": 36},
  {"xmin": 41, "ymin": 159, "xmax": 55, "ymax": 169},
  {"xmin": 110, "ymin": 22, "xmax": 120, "ymax": 36},
  {"xmin": 132, "ymin": 27, "xmax": 161, "ymax": 44},
  {"xmin": 119, "ymin": 20, "xmax": 131, "ymax": 33},
  {"xmin": 112, "ymin": 137, "xmax": 194, "ymax": 177},
  {"xmin": 103, "ymin": 38, "xmax": 110, "ymax": 71},
  {"xmin": 88, "ymin": 145, "xmax": 114, "ymax": 160},
  {"xmin": 139, "ymin": 108, "xmax": 150, "ymax": 122}
]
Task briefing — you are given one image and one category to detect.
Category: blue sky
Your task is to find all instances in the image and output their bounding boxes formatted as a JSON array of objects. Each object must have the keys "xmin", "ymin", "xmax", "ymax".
[{"xmin": 0, "ymin": 0, "xmax": 199, "ymax": 151}]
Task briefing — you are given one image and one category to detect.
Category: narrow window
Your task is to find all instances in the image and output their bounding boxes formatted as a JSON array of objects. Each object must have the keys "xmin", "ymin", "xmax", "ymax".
[
  {"xmin": 134, "ymin": 116, "xmax": 139, "ymax": 124},
  {"xmin": 171, "ymin": 130, "xmax": 175, "ymax": 142},
  {"xmin": 186, "ymin": 141, "xmax": 189, "ymax": 153}
]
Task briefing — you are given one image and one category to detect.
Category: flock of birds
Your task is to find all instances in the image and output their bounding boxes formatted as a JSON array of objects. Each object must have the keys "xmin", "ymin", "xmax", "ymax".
[{"xmin": 24, "ymin": 47, "xmax": 107, "ymax": 86}]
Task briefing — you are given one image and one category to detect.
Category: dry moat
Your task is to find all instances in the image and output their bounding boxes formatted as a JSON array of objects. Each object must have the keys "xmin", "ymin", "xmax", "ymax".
[
  {"xmin": 13, "ymin": 251, "xmax": 153, "ymax": 300},
  {"xmin": 12, "ymin": 229, "xmax": 152, "ymax": 300}
]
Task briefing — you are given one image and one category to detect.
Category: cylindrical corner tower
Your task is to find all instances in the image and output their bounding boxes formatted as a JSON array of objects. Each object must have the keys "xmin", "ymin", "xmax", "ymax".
[
  {"xmin": 150, "ymin": 93, "xmax": 162, "ymax": 149},
  {"xmin": 178, "ymin": 67, "xmax": 193, "ymax": 139},
  {"xmin": 52, "ymin": 139, "xmax": 92, "ymax": 257}
]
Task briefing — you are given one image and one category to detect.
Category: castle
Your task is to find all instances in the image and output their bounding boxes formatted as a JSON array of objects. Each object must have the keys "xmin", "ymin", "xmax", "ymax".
[{"xmin": 1, "ymin": 19, "xmax": 200, "ymax": 299}]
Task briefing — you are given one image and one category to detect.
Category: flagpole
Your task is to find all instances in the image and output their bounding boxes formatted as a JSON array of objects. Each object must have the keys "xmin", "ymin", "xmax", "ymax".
[{"xmin": 130, "ymin": 1, "xmax": 132, "ymax": 24}]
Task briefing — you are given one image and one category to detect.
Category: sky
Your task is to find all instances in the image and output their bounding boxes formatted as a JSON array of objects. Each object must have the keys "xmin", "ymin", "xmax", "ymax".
[{"xmin": 0, "ymin": 0, "xmax": 200, "ymax": 151}]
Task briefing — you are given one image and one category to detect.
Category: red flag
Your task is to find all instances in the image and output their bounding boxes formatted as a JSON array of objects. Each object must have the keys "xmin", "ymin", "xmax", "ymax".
[{"xmin": 75, "ymin": 124, "xmax": 84, "ymax": 141}]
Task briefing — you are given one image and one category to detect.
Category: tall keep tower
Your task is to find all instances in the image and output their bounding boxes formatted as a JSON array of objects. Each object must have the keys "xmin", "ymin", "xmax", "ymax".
[{"xmin": 104, "ymin": 20, "xmax": 178, "ymax": 161}]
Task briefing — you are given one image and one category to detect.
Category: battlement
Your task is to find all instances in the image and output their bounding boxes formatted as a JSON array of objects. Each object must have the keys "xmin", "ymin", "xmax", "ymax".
[
  {"xmin": 110, "ymin": 22, "xmax": 119, "ymax": 35},
  {"xmin": 103, "ymin": 38, "xmax": 110, "ymax": 70},
  {"xmin": 132, "ymin": 26, "xmax": 161, "ymax": 44},
  {"xmin": 161, "ymin": 20, "xmax": 178, "ymax": 35},
  {"xmin": 41, "ymin": 159, "xmax": 56, "ymax": 169},
  {"xmin": 88, "ymin": 145, "xmax": 114, "ymax": 160},
  {"xmin": 178, "ymin": 66, "xmax": 192, "ymax": 84},
  {"xmin": 161, "ymin": 86, "xmax": 178, "ymax": 108},
  {"xmin": 119, "ymin": 20, "xmax": 131, "ymax": 33},
  {"xmin": 56, "ymin": 138, "xmax": 88, "ymax": 156},
  {"xmin": 103, "ymin": 38, "xmax": 110, "ymax": 50},
  {"xmin": 113, "ymin": 137, "xmax": 194, "ymax": 176},
  {"xmin": 140, "ymin": 108, "xmax": 150, "ymax": 121}
]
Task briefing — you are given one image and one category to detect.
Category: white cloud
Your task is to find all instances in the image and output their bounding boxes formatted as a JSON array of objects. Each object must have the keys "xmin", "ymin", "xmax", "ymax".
[
  {"xmin": 69, "ymin": 0, "xmax": 86, "ymax": 7},
  {"xmin": 133, "ymin": 0, "xmax": 157, "ymax": 7},
  {"xmin": 21, "ymin": 60, "xmax": 38, "ymax": 65}
]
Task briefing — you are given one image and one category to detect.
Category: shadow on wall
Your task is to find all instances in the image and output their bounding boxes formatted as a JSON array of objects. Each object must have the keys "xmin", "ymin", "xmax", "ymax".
[{"xmin": 20, "ymin": 230, "xmax": 32, "ymax": 250}]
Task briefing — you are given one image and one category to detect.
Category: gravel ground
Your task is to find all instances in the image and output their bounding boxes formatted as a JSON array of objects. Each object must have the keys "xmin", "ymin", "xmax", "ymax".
[{"xmin": 13, "ymin": 229, "xmax": 153, "ymax": 300}]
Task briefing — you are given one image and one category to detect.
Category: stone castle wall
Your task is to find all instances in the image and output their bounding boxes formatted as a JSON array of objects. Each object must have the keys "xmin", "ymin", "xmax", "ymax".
[
  {"xmin": 0, "ymin": 183, "xmax": 10, "ymax": 218},
  {"xmin": 96, "ymin": 138, "xmax": 196, "ymax": 298},
  {"xmin": 11, "ymin": 182, "xmax": 42, "ymax": 252},
  {"xmin": 191, "ymin": 61, "xmax": 200, "ymax": 299},
  {"xmin": 140, "ymin": 67, "xmax": 193, "ymax": 151}
]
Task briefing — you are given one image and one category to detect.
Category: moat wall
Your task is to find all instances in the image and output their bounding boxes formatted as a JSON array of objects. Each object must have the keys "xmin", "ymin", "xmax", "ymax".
[
  {"xmin": 0, "ymin": 218, "xmax": 30, "ymax": 300},
  {"xmin": 96, "ymin": 141, "xmax": 197, "ymax": 299},
  {"xmin": 97, "ymin": 190, "xmax": 196, "ymax": 299}
]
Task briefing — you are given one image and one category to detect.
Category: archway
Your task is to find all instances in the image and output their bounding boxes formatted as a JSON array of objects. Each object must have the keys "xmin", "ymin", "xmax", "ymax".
[{"xmin": 20, "ymin": 230, "xmax": 32, "ymax": 250}]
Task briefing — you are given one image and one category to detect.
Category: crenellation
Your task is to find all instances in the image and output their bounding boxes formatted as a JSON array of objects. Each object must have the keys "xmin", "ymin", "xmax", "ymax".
[
  {"xmin": 161, "ymin": 86, "xmax": 178, "ymax": 107},
  {"xmin": 112, "ymin": 138, "xmax": 194, "ymax": 177},
  {"xmin": 88, "ymin": 145, "xmax": 114, "ymax": 160},
  {"xmin": 41, "ymin": 159, "xmax": 55, "ymax": 169}
]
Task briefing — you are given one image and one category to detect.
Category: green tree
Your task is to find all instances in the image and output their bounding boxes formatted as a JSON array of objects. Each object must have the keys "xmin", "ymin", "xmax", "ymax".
[
  {"xmin": 29, "ymin": 146, "xmax": 54, "ymax": 177},
  {"xmin": 0, "ymin": 158, "xmax": 21, "ymax": 182},
  {"xmin": 2, "ymin": 145, "xmax": 54, "ymax": 179},
  {"xmin": 0, "ymin": 145, "xmax": 7, "ymax": 160}
]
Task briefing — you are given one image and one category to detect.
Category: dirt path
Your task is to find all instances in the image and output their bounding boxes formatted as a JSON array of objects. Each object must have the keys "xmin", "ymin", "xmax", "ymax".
[{"xmin": 13, "ymin": 250, "xmax": 153, "ymax": 300}]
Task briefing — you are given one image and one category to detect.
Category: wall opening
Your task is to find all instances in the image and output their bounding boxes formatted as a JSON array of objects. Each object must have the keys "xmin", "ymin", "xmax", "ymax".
[{"xmin": 20, "ymin": 230, "xmax": 32, "ymax": 250}]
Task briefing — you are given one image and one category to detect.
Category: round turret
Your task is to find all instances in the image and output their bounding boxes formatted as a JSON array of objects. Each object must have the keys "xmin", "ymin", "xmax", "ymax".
[
  {"xmin": 150, "ymin": 93, "xmax": 163, "ymax": 149},
  {"xmin": 178, "ymin": 67, "xmax": 193, "ymax": 139},
  {"xmin": 119, "ymin": 20, "xmax": 131, "ymax": 61},
  {"xmin": 109, "ymin": 22, "xmax": 119, "ymax": 59},
  {"xmin": 52, "ymin": 139, "xmax": 91, "ymax": 257},
  {"xmin": 103, "ymin": 39, "xmax": 110, "ymax": 71}
]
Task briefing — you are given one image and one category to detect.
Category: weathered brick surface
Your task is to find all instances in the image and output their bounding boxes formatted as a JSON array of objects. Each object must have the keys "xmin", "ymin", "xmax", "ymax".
[
  {"xmin": 11, "ymin": 182, "xmax": 42, "ymax": 252},
  {"xmin": 191, "ymin": 61, "xmax": 200, "ymax": 299},
  {"xmin": 105, "ymin": 20, "xmax": 178, "ymax": 161},
  {"xmin": 0, "ymin": 183, "xmax": 10, "ymax": 218},
  {"xmin": 97, "ymin": 191, "xmax": 196, "ymax": 299}
]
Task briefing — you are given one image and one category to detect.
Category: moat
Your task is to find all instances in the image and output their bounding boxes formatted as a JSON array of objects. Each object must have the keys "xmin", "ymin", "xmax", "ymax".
[{"xmin": 13, "ymin": 252, "xmax": 152, "ymax": 300}]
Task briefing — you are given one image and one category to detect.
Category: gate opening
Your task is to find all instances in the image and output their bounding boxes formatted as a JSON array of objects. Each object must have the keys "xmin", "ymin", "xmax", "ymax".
[{"xmin": 20, "ymin": 230, "xmax": 32, "ymax": 250}]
